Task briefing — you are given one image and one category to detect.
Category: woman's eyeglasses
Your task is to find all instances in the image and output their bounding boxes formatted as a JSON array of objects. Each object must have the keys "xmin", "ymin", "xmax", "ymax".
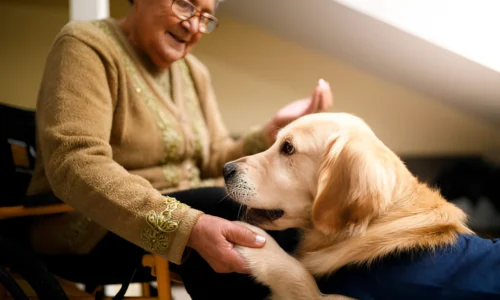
[{"xmin": 171, "ymin": 0, "xmax": 219, "ymax": 34}]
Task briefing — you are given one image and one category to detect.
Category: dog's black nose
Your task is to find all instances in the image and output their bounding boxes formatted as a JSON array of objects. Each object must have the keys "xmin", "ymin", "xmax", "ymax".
[{"xmin": 223, "ymin": 162, "xmax": 238, "ymax": 181}]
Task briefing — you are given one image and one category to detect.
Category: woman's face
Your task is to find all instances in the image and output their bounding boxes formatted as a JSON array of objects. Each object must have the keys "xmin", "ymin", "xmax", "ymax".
[{"xmin": 130, "ymin": 0, "xmax": 217, "ymax": 69}]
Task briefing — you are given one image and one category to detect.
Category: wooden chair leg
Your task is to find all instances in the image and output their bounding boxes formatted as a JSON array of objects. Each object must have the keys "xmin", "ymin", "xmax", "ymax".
[
  {"xmin": 141, "ymin": 283, "xmax": 151, "ymax": 297},
  {"xmin": 142, "ymin": 254, "xmax": 171, "ymax": 300},
  {"xmin": 154, "ymin": 256, "xmax": 171, "ymax": 300}
]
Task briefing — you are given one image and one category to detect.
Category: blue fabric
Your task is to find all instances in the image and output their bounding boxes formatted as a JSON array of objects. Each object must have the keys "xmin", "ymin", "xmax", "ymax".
[{"xmin": 316, "ymin": 234, "xmax": 500, "ymax": 299}]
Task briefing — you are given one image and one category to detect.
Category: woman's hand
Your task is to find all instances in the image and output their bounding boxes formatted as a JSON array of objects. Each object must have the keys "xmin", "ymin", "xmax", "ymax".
[
  {"xmin": 187, "ymin": 214, "xmax": 267, "ymax": 274},
  {"xmin": 264, "ymin": 78, "xmax": 333, "ymax": 143}
]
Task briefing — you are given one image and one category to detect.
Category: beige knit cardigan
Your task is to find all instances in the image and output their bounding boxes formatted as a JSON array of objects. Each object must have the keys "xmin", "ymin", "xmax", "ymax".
[{"xmin": 26, "ymin": 18, "xmax": 269, "ymax": 264}]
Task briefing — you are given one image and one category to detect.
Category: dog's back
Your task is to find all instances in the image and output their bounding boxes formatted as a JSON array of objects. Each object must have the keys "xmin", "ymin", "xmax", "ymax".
[{"xmin": 316, "ymin": 233, "xmax": 500, "ymax": 299}]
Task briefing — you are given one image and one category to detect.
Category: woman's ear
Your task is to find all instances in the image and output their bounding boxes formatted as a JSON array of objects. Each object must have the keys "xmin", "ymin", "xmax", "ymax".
[{"xmin": 312, "ymin": 134, "xmax": 395, "ymax": 237}]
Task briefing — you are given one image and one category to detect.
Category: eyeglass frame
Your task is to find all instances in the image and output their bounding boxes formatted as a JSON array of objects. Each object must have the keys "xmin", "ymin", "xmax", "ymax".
[{"xmin": 171, "ymin": 0, "xmax": 219, "ymax": 34}]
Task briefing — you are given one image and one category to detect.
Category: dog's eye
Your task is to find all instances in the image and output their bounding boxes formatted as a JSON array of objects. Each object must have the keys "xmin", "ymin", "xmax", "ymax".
[{"xmin": 280, "ymin": 140, "xmax": 295, "ymax": 156}]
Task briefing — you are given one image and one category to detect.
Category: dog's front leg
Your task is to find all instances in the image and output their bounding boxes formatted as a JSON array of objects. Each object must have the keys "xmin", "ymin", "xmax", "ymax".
[{"xmin": 234, "ymin": 222, "xmax": 354, "ymax": 300}]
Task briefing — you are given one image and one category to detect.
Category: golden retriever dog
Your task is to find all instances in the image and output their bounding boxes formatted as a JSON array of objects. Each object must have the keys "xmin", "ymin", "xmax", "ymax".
[{"xmin": 223, "ymin": 112, "xmax": 478, "ymax": 300}]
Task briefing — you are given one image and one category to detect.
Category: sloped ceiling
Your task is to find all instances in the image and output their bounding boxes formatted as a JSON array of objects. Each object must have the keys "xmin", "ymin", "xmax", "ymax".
[{"xmin": 218, "ymin": 0, "xmax": 500, "ymax": 126}]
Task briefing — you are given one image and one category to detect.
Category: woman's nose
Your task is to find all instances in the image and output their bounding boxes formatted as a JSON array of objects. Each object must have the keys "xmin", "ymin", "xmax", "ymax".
[{"xmin": 181, "ymin": 16, "xmax": 200, "ymax": 35}]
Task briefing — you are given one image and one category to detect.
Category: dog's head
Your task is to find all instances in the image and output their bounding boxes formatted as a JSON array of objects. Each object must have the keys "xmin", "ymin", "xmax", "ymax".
[{"xmin": 224, "ymin": 112, "xmax": 406, "ymax": 238}]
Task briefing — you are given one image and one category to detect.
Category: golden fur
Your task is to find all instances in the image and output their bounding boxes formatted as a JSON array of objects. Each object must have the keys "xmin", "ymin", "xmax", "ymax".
[{"xmin": 225, "ymin": 112, "xmax": 473, "ymax": 300}]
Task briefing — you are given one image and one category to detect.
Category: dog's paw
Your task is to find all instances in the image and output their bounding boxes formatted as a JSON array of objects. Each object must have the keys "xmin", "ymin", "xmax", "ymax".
[
  {"xmin": 233, "ymin": 221, "xmax": 289, "ymax": 283},
  {"xmin": 234, "ymin": 222, "xmax": 356, "ymax": 300}
]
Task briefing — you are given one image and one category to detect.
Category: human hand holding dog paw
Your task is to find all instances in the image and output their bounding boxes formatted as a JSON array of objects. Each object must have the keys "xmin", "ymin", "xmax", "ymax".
[
  {"xmin": 264, "ymin": 78, "xmax": 333, "ymax": 143},
  {"xmin": 187, "ymin": 215, "xmax": 267, "ymax": 274},
  {"xmin": 233, "ymin": 222, "xmax": 288, "ymax": 282}
]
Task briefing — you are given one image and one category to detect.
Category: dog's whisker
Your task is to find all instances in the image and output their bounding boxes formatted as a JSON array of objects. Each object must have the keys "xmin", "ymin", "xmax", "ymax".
[
  {"xmin": 237, "ymin": 203, "xmax": 243, "ymax": 220},
  {"xmin": 217, "ymin": 194, "xmax": 230, "ymax": 204}
]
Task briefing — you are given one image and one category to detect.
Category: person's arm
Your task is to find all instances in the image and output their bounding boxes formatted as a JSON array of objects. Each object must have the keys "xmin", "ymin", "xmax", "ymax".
[{"xmin": 37, "ymin": 34, "xmax": 202, "ymax": 264}]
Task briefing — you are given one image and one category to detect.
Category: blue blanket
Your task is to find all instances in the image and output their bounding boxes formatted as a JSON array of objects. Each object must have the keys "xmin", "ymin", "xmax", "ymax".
[{"xmin": 317, "ymin": 234, "xmax": 500, "ymax": 299}]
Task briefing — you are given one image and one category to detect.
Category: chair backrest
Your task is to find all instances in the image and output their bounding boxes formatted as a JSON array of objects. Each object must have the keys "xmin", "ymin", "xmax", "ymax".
[{"xmin": 0, "ymin": 103, "xmax": 37, "ymax": 206}]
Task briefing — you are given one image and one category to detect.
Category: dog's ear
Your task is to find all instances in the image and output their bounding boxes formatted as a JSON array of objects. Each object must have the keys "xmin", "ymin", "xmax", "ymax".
[{"xmin": 312, "ymin": 134, "xmax": 395, "ymax": 236}]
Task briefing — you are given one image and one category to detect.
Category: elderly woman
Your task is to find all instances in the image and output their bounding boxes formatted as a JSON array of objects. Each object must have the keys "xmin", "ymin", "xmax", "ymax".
[{"xmin": 26, "ymin": 0, "xmax": 332, "ymax": 298}]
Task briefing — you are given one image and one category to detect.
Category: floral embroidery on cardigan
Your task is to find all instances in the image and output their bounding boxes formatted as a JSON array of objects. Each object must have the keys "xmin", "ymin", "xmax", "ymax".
[{"xmin": 140, "ymin": 196, "xmax": 189, "ymax": 254}]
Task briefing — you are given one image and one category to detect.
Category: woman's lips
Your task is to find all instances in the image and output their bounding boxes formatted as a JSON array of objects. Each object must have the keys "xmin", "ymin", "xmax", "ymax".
[{"xmin": 168, "ymin": 32, "xmax": 186, "ymax": 43}]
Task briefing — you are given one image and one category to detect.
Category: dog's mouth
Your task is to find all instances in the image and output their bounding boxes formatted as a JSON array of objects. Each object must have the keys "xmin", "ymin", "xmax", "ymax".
[{"xmin": 239, "ymin": 206, "xmax": 285, "ymax": 224}]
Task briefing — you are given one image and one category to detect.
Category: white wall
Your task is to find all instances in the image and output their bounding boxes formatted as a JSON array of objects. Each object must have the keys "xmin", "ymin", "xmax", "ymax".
[
  {"xmin": 192, "ymin": 15, "xmax": 500, "ymax": 156},
  {"xmin": 336, "ymin": 0, "xmax": 500, "ymax": 72},
  {"xmin": 69, "ymin": 0, "xmax": 108, "ymax": 21}
]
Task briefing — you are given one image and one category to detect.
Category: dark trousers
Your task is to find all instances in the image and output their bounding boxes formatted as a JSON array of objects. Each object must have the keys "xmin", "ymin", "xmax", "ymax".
[{"xmin": 37, "ymin": 187, "xmax": 301, "ymax": 300}]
